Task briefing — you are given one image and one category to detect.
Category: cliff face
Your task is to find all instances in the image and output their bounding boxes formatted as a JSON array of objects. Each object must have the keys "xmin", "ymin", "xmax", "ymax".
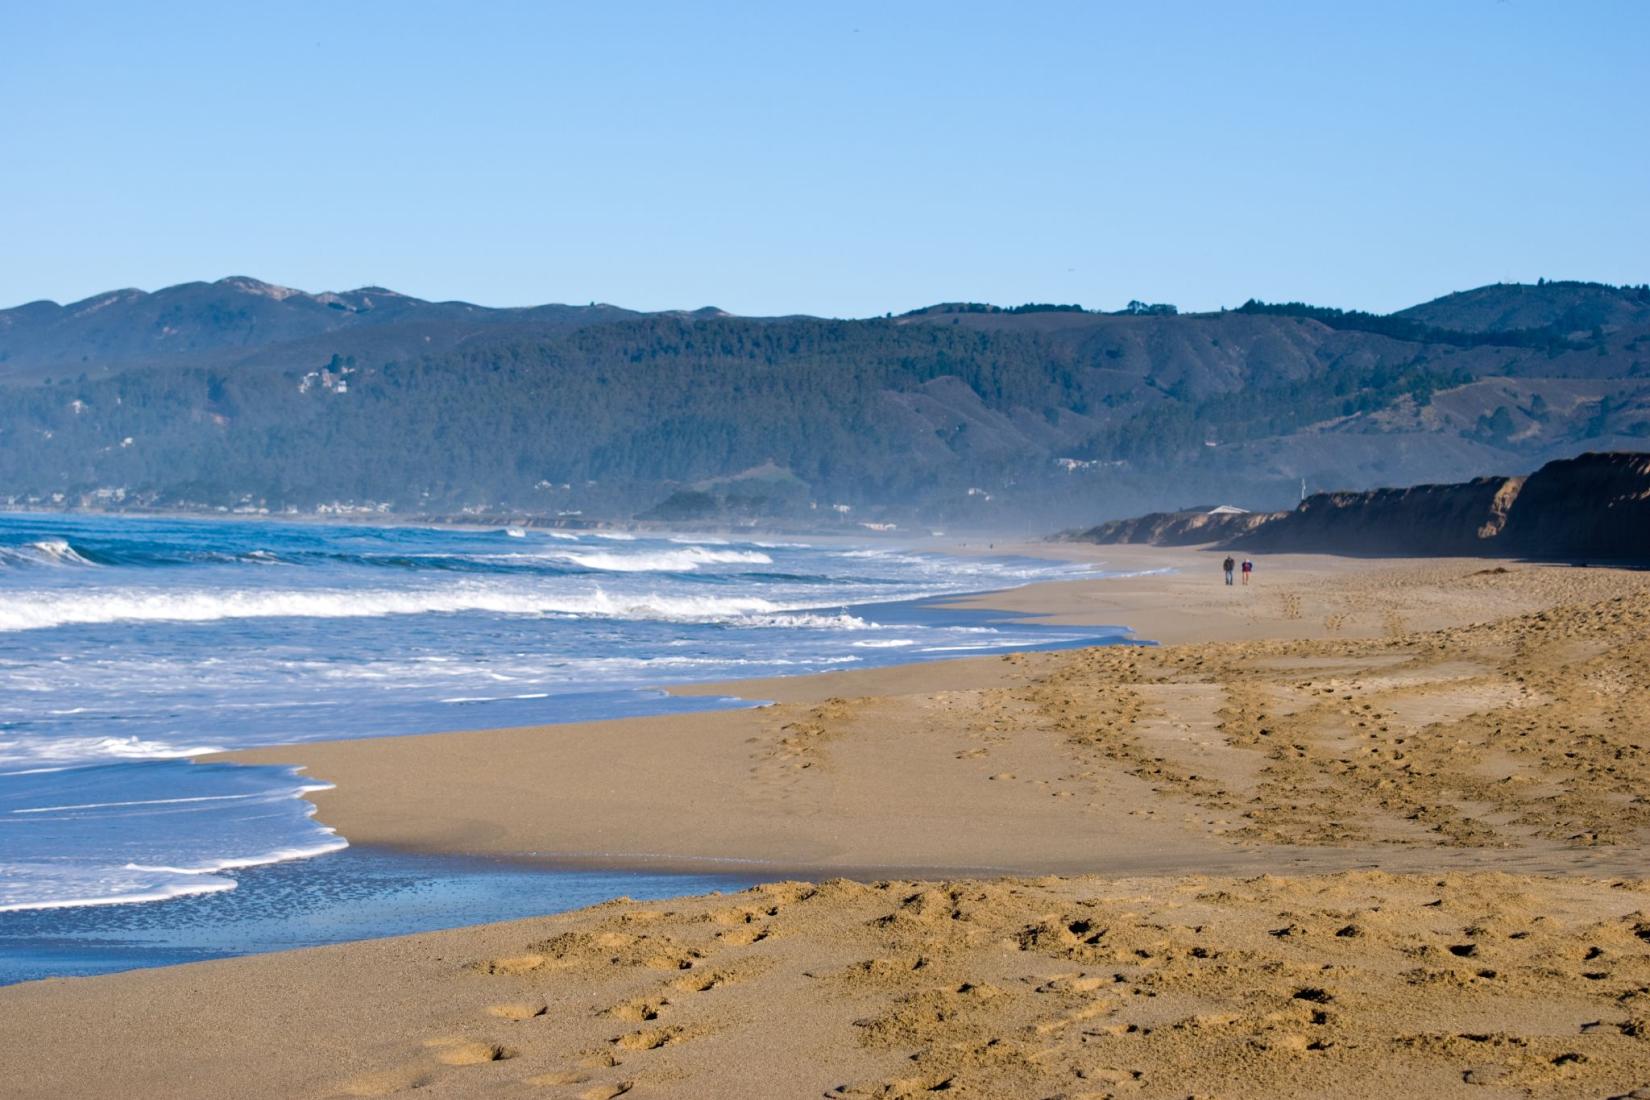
[
  {"xmin": 1498, "ymin": 452, "xmax": 1650, "ymax": 560},
  {"xmin": 1064, "ymin": 452, "xmax": 1650, "ymax": 562},
  {"xmin": 1062, "ymin": 508, "xmax": 1281, "ymax": 547},
  {"xmin": 1231, "ymin": 477, "xmax": 1523, "ymax": 555}
]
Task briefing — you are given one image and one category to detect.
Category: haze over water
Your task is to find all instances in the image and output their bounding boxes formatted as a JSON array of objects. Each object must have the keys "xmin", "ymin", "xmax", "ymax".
[{"xmin": 0, "ymin": 514, "xmax": 1122, "ymax": 916}]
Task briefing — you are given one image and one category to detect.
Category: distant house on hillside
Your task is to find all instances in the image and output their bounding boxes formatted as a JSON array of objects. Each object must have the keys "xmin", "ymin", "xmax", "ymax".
[{"xmin": 1207, "ymin": 505, "xmax": 1249, "ymax": 515}]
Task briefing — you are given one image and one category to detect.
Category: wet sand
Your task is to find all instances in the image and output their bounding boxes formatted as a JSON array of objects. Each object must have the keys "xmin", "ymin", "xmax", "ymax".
[{"xmin": 5, "ymin": 546, "xmax": 1650, "ymax": 1097}]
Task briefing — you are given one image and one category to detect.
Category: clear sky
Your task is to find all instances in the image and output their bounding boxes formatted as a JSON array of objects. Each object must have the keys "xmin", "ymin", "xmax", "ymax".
[{"xmin": 3, "ymin": 1, "xmax": 1646, "ymax": 316}]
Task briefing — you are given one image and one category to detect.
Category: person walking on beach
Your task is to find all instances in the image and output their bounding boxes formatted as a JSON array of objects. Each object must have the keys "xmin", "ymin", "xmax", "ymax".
[
  {"xmin": 1223, "ymin": 555, "xmax": 1235, "ymax": 585},
  {"xmin": 1241, "ymin": 557, "xmax": 1253, "ymax": 585}
]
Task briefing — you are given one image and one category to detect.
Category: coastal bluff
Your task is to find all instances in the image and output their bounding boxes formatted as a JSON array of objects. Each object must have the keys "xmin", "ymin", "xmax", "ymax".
[{"xmin": 1062, "ymin": 450, "xmax": 1650, "ymax": 561}]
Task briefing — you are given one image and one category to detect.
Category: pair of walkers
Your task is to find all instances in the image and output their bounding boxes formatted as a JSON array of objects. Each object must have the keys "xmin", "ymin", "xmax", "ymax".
[{"xmin": 1222, "ymin": 555, "xmax": 1253, "ymax": 585}]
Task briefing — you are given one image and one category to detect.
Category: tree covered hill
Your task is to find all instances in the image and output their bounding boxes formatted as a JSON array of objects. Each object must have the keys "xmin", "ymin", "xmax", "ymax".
[{"xmin": 1, "ymin": 277, "xmax": 1647, "ymax": 528}]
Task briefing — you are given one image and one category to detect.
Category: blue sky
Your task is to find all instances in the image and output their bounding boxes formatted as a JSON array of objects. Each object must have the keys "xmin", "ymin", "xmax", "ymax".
[{"xmin": 2, "ymin": 1, "xmax": 1645, "ymax": 315}]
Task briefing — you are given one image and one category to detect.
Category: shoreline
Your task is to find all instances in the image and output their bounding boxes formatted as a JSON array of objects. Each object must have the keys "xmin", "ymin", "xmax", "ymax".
[
  {"xmin": 221, "ymin": 546, "xmax": 1645, "ymax": 879},
  {"xmin": 0, "ymin": 525, "xmax": 1106, "ymax": 918},
  {"xmin": 8, "ymin": 547, "xmax": 1650, "ymax": 1096}
]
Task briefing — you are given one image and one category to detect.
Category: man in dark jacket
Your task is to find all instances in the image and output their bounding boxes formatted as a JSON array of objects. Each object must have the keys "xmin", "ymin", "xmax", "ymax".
[{"xmin": 1222, "ymin": 556, "xmax": 1235, "ymax": 585}]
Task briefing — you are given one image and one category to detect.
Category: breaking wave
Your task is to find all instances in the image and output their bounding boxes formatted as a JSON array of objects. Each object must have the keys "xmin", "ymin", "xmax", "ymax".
[
  {"xmin": 0, "ymin": 762, "xmax": 347, "ymax": 912},
  {"xmin": 554, "ymin": 546, "xmax": 773, "ymax": 572},
  {"xmin": 0, "ymin": 538, "xmax": 98, "ymax": 569},
  {"xmin": 0, "ymin": 583, "xmax": 803, "ymax": 633},
  {"xmin": 0, "ymin": 584, "xmax": 907, "ymax": 634},
  {"xmin": 0, "ymin": 735, "xmax": 225, "ymax": 773}
]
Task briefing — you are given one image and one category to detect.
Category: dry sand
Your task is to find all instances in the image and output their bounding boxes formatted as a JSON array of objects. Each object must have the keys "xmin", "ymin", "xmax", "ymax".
[{"xmin": 6, "ymin": 546, "xmax": 1650, "ymax": 1098}]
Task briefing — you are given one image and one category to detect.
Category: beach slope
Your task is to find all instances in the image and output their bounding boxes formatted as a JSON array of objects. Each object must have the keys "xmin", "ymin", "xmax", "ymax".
[{"xmin": 6, "ymin": 548, "xmax": 1650, "ymax": 1097}]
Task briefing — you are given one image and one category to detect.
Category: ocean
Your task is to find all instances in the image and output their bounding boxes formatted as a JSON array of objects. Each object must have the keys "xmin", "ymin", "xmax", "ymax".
[{"xmin": 0, "ymin": 513, "xmax": 1130, "ymax": 980}]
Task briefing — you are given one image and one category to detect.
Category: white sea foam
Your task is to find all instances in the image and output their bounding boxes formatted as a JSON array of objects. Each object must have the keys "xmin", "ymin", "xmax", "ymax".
[
  {"xmin": 0, "ymin": 836, "xmax": 348, "ymax": 912},
  {"xmin": 920, "ymin": 640, "xmax": 1044, "ymax": 652},
  {"xmin": 555, "ymin": 546, "xmax": 773, "ymax": 572},
  {"xmin": 433, "ymin": 653, "xmax": 860, "ymax": 700},
  {"xmin": 0, "ymin": 868, "xmax": 239, "ymax": 911},
  {"xmin": 0, "ymin": 772, "xmax": 348, "ymax": 911},
  {"xmin": 0, "ymin": 735, "xmax": 225, "ymax": 771},
  {"xmin": 731, "ymin": 611, "xmax": 883, "ymax": 630},
  {"xmin": 122, "ymin": 837, "xmax": 349, "ymax": 876},
  {"xmin": 9, "ymin": 793, "xmax": 264, "ymax": 814},
  {"xmin": 0, "ymin": 538, "xmax": 97, "ymax": 568},
  {"xmin": 0, "ymin": 583, "xmax": 791, "ymax": 633}
]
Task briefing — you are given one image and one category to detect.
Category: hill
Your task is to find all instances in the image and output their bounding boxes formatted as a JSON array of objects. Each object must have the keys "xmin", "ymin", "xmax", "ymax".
[
  {"xmin": 1394, "ymin": 280, "xmax": 1650, "ymax": 335},
  {"xmin": 0, "ymin": 277, "xmax": 649, "ymax": 380},
  {"xmin": 1, "ymin": 278, "xmax": 1648, "ymax": 527}
]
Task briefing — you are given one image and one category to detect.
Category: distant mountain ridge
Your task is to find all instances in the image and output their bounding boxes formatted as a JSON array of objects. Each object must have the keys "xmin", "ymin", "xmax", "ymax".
[
  {"xmin": 1395, "ymin": 280, "xmax": 1650, "ymax": 335},
  {"xmin": 0, "ymin": 276, "xmax": 656, "ymax": 379},
  {"xmin": 0, "ymin": 277, "xmax": 1647, "ymax": 527}
]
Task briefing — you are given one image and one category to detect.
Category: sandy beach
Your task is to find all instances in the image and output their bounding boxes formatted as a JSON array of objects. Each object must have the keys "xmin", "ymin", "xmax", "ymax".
[{"xmin": 6, "ymin": 545, "xmax": 1650, "ymax": 1098}]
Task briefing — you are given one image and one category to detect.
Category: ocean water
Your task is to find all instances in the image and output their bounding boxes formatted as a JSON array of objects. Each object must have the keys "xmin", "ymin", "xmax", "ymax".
[
  {"xmin": 0, "ymin": 513, "xmax": 1129, "ymax": 979},
  {"xmin": 0, "ymin": 846, "xmax": 761, "ymax": 983}
]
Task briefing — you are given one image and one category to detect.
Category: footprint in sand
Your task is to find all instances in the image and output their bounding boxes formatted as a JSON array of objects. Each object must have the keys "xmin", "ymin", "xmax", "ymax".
[
  {"xmin": 422, "ymin": 1037, "xmax": 517, "ymax": 1065},
  {"xmin": 334, "ymin": 1065, "xmax": 437, "ymax": 1096},
  {"xmin": 607, "ymin": 996, "xmax": 670, "ymax": 1022},
  {"xmin": 578, "ymin": 1084, "xmax": 634, "ymax": 1100},
  {"xmin": 1034, "ymin": 973, "xmax": 1108, "ymax": 994},
  {"xmin": 473, "ymin": 953, "xmax": 547, "ymax": 975},
  {"xmin": 716, "ymin": 925, "xmax": 772, "ymax": 946},
  {"xmin": 670, "ymin": 968, "xmax": 734, "ymax": 993},
  {"xmin": 613, "ymin": 1025, "xmax": 690, "ymax": 1051},
  {"xmin": 486, "ymin": 1001, "xmax": 548, "ymax": 1021}
]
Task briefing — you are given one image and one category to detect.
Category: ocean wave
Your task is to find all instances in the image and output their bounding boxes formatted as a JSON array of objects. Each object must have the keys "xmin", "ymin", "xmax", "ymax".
[
  {"xmin": 122, "ymin": 836, "xmax": 349, "ymax": 877},
  {"xmin": 0, "ymin": 865, "xmax": 241, "ymax": 912},
  {"xmin": 5, "ymin": 540, "xmax": 588, "ymax": 574},
  {"xmin": 555, "ymin": 546, "xmax": 774, "ymax": 572},
  {"xmin": 0, "ymin": 837, "xmax": 348, "ymax": 912},
  {"xmin": 0, "ymin": 735, "xmax": 225, "ymax": 772},
  {"xmin": 322, "ymin": 653, "xmax": 864, "ymax": 698},
  {"xmin": 0, "ymin": 538, "xmax": 98, "ymax": 569},
  {"xmin": 920, "ymin": 639, "xmax": 1046, "ymax": 652},
  {"xmin": 0, "ymin": 583, "xmax": 806, "ymax": 633},
  {"xmin": 729, "ymin": 611, "xmax": 883, "ymax": 630},
  {"xmin": 0, "ymin": 763, "xmax": 348, "ymax": 911}
]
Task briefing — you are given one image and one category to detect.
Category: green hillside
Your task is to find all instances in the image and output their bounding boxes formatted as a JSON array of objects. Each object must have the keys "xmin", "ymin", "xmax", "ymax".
[{"xmin": 2, "ymin": 278, "xmax": 1648, "ymax": 528}]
